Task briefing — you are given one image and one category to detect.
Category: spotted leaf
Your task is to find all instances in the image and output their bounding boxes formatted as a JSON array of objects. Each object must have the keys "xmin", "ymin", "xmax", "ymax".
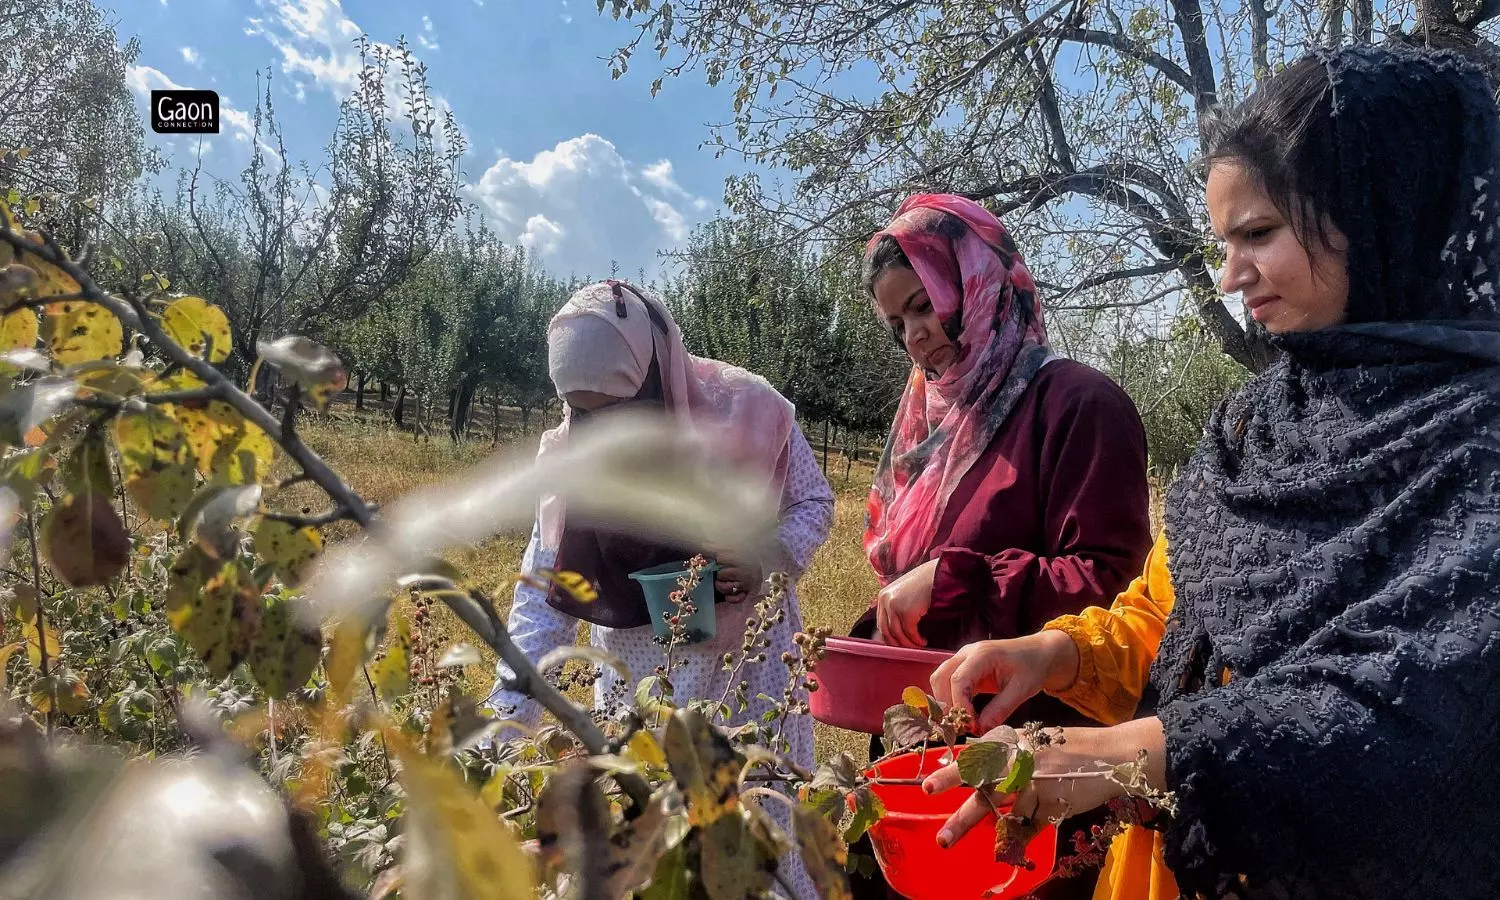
[
  {"xmin": 161, "ymin": 296, "xmax": 232, "ymax": 363},
  {"xmin": 111, "ymin": 407, "xmax": 197, "ymax": 521},
  {"xmin": 252, "ymin": 517, "xmax": 323, "ymax": 588}
]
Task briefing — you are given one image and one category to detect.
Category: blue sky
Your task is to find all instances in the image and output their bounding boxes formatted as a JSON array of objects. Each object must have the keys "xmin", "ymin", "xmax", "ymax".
[{"xmin": 109, "ymin": 0, "xmax": 741, "ymax": 281}]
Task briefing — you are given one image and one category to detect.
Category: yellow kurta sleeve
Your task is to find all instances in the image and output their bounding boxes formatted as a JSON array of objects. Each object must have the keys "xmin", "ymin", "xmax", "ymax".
[
  {"xmin": 1041, "ymin": 531, "xmax": 1174, "ymax": 725},
  {"xmin": 1042, "ymin": 531, "xmax": 1179, "ymax": 900}
]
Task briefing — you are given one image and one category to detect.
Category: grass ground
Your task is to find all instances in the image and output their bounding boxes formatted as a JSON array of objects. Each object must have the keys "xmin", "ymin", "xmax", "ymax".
[{"xmin": 295, "ymin": 402, "xmax": 884, "ymax": 764}]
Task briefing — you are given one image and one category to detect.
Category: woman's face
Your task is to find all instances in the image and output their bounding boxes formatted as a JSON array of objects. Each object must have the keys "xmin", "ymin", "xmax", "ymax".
[
  {"xmin": 1206, "ymin": 162, "xmax": 1350, "ymax": 334},
  {"xmin": 872, "ymin": 265, "xmax": 957, "ymax": 375}
]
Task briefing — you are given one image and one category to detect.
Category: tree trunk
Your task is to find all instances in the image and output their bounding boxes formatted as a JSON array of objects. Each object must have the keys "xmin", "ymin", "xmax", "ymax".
[
  {"xmin": 821, "ymin": 419, "xmax": 830, "ymax": 475},
  {"xmin": 380, "ymin": 381, "xmax": 389, "ymax": 403},
  {"xmin": 355, "ymin": 372, "xmax": 367, "ymax": 411},
  {"xmin": 520, "ymin": 405, "xmax": 532, "ymax": 435},
  {"xmin": 492, "ymin": 392, "xmax": 503, "ymax": 446},
  {"xmin": 451, "ymin": 378, "xmax": 478, "ymax": 443},
  {"xmin": 392, "ymin": 383, "xmax": 407, "ymax": 427}
]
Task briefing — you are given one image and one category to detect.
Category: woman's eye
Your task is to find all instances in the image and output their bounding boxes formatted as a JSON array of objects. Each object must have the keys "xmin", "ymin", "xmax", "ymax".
[{"xmin": 1247, "ymin": 226, "xmax": 1274, "ymax": 241}]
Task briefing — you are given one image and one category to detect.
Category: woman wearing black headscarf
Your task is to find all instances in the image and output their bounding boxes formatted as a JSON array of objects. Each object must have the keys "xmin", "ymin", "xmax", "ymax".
[{"xmin": 922, "ymin": 44, "xmax": 1500, "ymax": 899}]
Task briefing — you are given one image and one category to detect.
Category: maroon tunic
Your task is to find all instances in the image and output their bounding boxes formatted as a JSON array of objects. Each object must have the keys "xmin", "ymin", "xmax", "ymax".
[{"xmin": 853, "ymin": 358, "xmax": 1152, "ymax": 723}]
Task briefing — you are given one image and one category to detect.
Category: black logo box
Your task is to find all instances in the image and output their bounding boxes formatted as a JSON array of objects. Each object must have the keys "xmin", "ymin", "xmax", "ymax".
[{"xmin": 151, "ymin": 90, "xmax": 220, "ymax": 135}]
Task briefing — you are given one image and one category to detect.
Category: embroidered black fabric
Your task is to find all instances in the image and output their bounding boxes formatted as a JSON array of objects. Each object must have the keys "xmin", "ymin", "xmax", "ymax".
[{"xmin": 1143, "ymin": 45, "xmax": 1500, "ymax": 897}]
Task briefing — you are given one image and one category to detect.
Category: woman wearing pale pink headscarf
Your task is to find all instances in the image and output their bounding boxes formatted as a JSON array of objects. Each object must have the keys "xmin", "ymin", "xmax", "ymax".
[{"xmin": 486, "ymin": 280, "xmax": 833, "ymax": 895}]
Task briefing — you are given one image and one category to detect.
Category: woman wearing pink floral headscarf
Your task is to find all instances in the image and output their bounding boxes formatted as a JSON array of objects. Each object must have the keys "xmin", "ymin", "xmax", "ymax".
[{"xmin": 853, "ymin": 193, "xmax": 1152, "ymax": 704}]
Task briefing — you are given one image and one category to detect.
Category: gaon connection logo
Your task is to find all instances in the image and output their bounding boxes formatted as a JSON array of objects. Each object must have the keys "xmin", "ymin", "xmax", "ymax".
[{"xmin": 150, "ymin": 90, "xmax": 220, "ymax": 135}]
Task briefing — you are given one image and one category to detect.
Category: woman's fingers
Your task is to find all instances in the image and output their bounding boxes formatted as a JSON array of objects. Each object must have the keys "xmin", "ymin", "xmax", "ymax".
[
  {"xmin": 936, "ymin": 790, "xmax": 1006, "ymax": 849},
  {"xmin": 929, "ymin": 653, "xmax": 965, "ymax": 708},
  {"xmin": 920, "ymin": 758, "xmax": 964, "ymax": 795}
]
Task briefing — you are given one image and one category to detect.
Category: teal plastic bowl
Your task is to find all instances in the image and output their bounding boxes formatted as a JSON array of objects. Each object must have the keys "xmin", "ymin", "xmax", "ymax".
[{"xmin": 629, "ymin": 560, "xmax": 721, "ymax": 645}]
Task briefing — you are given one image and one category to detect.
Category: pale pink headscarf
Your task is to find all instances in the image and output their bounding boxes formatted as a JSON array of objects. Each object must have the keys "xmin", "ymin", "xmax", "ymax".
[{"xmin": 536, "ymin": 280, "xmax": 796, "ymax": 550}]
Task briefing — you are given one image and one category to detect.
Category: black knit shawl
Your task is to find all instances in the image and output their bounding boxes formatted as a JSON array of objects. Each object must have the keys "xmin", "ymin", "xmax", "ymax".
[{"xmin": 1147, "ymin": 46, "xmax": 1500, "ymax": 898}]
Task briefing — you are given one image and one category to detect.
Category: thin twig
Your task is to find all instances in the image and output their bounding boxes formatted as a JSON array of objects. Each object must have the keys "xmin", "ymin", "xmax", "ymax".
[{"xmin": 25, "ymin": 510, "xmax": 52, "ymax": 736}]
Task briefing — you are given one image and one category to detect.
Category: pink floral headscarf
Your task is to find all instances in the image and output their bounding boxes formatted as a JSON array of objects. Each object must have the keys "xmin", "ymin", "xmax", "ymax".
[
  {"xmin": 863, "ymin": 194, "xmax": 1050, "ymax": 583},
  {"xmin": 537, "ymin": 280, "xmax": 796, "ymax": 550}
]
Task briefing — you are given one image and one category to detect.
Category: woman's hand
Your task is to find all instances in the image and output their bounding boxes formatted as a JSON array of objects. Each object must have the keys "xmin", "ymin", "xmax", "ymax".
[
  {"xmin": 874, "ymin": 558, "xmax": 940, "ymax": 647},
  {"xmin": 713, "ymin": 554, "xmax": 764, "ymax": 604},
  {"xmin": 929, "ymin": 630, "xmax": 1080, "ymax": 732},
  {"xmin": 920, "ymin": 719, "xmax": 1166, "ymax": 848}
]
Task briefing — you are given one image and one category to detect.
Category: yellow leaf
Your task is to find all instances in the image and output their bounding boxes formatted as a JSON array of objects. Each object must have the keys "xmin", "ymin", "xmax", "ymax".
[
  {"xmin": 21, "ymin": 620, "xmax": 60, "ymax": 670},
  {"xmin": 624, "ymin": 729, "xmax": 668, "ymax": 769},
  {"xmin": 0, "ymin": 306, "xmax": 37, "ymax": 364},
  {"xmin": 42, "ymin": 299, "xmax": 122, "ymax": 365},
  {"xmin": 167, "ymin": 548, "xmax": 259, "ymax": 678},
  {"xmin": 161, "ymin": 296, "xmax": 232, "ymax": 364},
  {"xmin": 391, "ymin": 733, "xmax": 536, "ymax": 900},
  {"xmin": 369, "ymin": 607, "xmax": 412, "ymax": 702},
  {"xmin": 901, "ymin": 686, "xmax": 929, "ymax": 712},
  {"xmin": 530, "ymin": 567, "xmax": 598, "ymax": 605},
  {"xmin": 794, "ymin": 804, "xmax": 853, "ymax": 900},
  {"xmin": 325, "ymin": 616, "xmax": 368, "ymax": 708},
  {"xmin": 14, "ymin": 148, "xmax": 29, "ymax": 162},
  {"xmin": 154, "ymin": 379, "xmax": 275, "ymax": 485},
  {"xmin": 0, "ymin": 641, "xmax": 24, "ymax": 691},
  {"xmin": 252, "ymin": 517, "xmax": 323, "ymax": 587},
  {"xmin": 112, "ymin": 407, "xmax": 197, "ymax": 520},
  {"xmin": 663, "ymin": 708, "xmax": 741, "ymax": 828}
]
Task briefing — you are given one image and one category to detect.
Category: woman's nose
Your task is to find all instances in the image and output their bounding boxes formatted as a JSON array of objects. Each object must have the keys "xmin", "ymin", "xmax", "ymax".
[{"xmin": 1219, "ymin": 246, "xmax": 1257, "ymax": 295}]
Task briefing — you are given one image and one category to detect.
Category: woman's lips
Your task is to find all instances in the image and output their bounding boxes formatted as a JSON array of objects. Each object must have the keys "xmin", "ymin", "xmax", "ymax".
[{"xmin": 1246, "ymin": 294, "xmax": 1280, "ymax": 322}]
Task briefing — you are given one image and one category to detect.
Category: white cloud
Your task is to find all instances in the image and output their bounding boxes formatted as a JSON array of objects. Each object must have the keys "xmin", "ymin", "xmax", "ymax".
[
  {"xmin": 245, "ymin": 0, "xmax": 367, "ymax": 99},
  {"xmin": 417, "ymin": 15, "xmax": 439, "ymax": 50},
  {"xmin": 519, "ymin": 215, "xmax": 565, "ymax": 255},
  {"xmin": 641, "ymin": 159, "xmax": 711, "ymax": 211},
  {"xmin": 180, "ymin": 46, "xmax": 201, "ymax": 67},
  {"xmin": 469, "ymin": 134, "xmax": 709, "ymax": 279}
]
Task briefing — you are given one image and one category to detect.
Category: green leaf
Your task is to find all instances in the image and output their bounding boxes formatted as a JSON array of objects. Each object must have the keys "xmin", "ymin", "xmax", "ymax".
[
  {"xmin": 61, "ymin": 432, "xmax": 113, "ymax": 498},
  {"xmin": 40, "ymin": 491, "xmax": 129, "ymax": 588},
  {"xmin": 247, "ymin": 590, "xmax": 322, "ymax": 698},
  {"xmin": 638, "ymin": 841, "xmax": 692, "ymax": 900},
  {"xmin": 958, "ymin": 740, "xmax": 1013, "ymax": 789},
  {"xmin": 700, "ymin": 813, "xmax": 756, "ymax": 900},
  {"xmin": 843, "ymin": 785, "xmax": 885, "ymax": 844},
  {"xmin": 997, "ymin": 748, "xmax": 1035, "ymax": 794},
  {"xmin": 112, "ymin": 407, "xmax": 197, "ymax": 520},
  {"xmin": 161, "ymin": 296, "xmax": 233, "ymax": 363}
]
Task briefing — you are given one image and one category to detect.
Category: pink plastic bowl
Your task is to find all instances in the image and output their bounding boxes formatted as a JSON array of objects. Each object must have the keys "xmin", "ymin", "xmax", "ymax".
[
  {"xmin": 807, "ymin": 636, "xmax": 953, "ymax": 734},
  {"xmin": 864, "ymin": 748, "xmax": 1057, "ymax": 899}
]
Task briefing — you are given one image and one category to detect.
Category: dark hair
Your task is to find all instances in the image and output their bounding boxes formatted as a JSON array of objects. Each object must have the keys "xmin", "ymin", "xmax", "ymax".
[
  {"xmin": 861, "ymin": 211, "xmax": 971, "ymax": 297},
  {"xmin": 862, "ymin": 234, "xmax": 912, "ymax": 297},
  {"xmin": 1203, "ymin": 46, "xmax": 1500, "ymax": 323}
]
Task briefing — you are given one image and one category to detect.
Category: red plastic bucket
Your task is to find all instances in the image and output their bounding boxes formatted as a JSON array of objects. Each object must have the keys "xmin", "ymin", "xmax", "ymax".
[
  {"xmin": 863, "ymin": 748, "xmax": 1057, "ymax": 899},
  {"xmin": 807, "ymin": 636, "xmax": 953, "ymax": 734}
]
